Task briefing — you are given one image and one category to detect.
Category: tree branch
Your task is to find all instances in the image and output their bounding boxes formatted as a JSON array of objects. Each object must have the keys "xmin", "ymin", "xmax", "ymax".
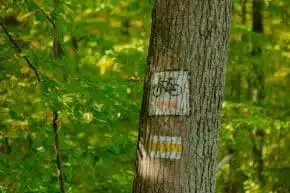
[
  {"xmin": 53, "ymin": 110, "xmax": 65, "ymax": 193},
  {"xmin": 0, "ymin": 22, "xmax": 41, "ymax": 82},
  {"xmin": 52, "ymin": 0, "xmax": 65, "ymax": 192},
  {"xmin": 216, "ymin": 154, "xmax": 233, "ymax": 172}
]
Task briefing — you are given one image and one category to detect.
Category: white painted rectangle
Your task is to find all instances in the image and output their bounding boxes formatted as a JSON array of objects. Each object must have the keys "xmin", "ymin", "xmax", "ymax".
[
  {"xmin": 150, "ymin": 136, "xmax": 182, "ymax": 144},
  {"xmin": 149, "ymin": 70, "xmax": 190, "ymax": 116}
]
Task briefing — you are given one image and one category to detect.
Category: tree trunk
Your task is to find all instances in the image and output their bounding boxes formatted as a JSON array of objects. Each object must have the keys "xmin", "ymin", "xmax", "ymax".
[
  {"xmin": 52, "ymin": 1, "xmax": 65, "ymax": 193},
  {"xmin": 132, "ymin": 1, "xmax": 232, "ymax": 193},
  {"xmin": 241, "ymin": 0, "xmax": 247, "ymax": 25},
  {"xmin": 252, "ymin": 0, "xmax": 263, "ymax": 34},
  {"xmin": 251, "ymin": 1, "xmax": 265, "ymax": 185},
  {"xmin": 251, "ymin": 130, "xmax": 265, "ymax": 186},
  {"xmin": 251, "ymin": 0, "xmax": 265, "ymax": 102}
]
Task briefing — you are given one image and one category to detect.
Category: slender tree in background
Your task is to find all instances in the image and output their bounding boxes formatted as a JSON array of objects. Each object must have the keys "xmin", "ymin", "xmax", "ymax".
[
  {"xmin": 52, "ymin": 0, "xmax": 66, "ymax": 192},
  {"xmin": 251, "ymin": 0, "xmax": 265, "ymax": 187},
  {"xmin": 225, "ymin": 1, "xmax": 248, "ymax": 192},
  {"xmin": 251, "ymin": 0, "xmax": 264, "ymax": 103},
  {"xmin": 132, "ymin": 0, "xmax": 232, "ymax": 193},
  {"xmin": 241, "ymin": 0, "xmax": 247, "ymax": 25}
]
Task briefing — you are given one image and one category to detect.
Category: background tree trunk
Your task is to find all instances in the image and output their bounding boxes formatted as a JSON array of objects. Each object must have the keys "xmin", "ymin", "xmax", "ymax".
[
  {"xmin": 132, "ymin": 1, "xmax": 232, "ymax": 193},
  {"xmin": 52, "ymin": 0, "xmax": 65, "ymax": 192},
  {"xmin": 251, "ymin": 0, "xmax": 265, "ymax": 102},
  {"xmin": 251, "ymin": 0, "xmax": 265, "ymax": 186},
  {"xmin": 241, "ymin": 0, "xmax": 247, "ymax": 25}
]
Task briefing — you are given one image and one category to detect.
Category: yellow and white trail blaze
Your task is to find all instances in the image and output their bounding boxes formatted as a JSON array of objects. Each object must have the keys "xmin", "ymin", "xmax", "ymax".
[{"xmin": 148, "ymin": 136, "xmax": 182, "ymax": 159}]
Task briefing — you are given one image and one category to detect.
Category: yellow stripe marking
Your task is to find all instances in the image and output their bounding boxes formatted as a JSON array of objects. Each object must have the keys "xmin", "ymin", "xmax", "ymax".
[{"xmin": 149, "ymin": 142, "xmax": 182, "ymax": 152}]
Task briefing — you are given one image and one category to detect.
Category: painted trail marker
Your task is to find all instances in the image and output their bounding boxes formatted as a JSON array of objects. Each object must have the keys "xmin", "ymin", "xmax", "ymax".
[
  {"xmin": 149, "ymin": 70, "xmax": 189, "ymax": 115},
  {"xmin": 148, "ymin": 136, "xmax": 182, "ymax": 159}
]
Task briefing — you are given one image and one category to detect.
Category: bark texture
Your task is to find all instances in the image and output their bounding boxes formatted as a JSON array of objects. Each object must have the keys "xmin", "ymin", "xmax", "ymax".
[{"xmin": 132, "ymin": 1, "xmax": 232, "ymax": 193}]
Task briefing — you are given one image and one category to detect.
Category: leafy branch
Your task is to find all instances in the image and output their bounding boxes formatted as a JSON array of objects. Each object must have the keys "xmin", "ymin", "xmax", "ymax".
[{"xmin": 1, "ymin": 2, "xmax": 65, "ymax": 192}]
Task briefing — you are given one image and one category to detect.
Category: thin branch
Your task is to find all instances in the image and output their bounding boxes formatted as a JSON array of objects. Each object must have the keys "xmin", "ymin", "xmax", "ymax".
[
  {"xmin": 0, "ymin": 22, "xmax": 41, "ymax": 82},
  {"xmin": 52, "ymin": 0, "xmax": 65, "ymax": 192},
  {"xmin": 53, "ymin": 110, "xmax": 65, "ymax": 193},
  {"xmin": 216, "ymin": 154, "xmax": 233, "ymax": 172},
  {"xmin": 24, "ymin": 0, "xmax": 54, "ymax": 25}
]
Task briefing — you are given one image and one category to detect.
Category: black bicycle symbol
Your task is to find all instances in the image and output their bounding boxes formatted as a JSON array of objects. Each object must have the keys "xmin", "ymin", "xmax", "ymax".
[{"xmin": 152, "ymin": 77, "xmax": 183, "ymax": 97}]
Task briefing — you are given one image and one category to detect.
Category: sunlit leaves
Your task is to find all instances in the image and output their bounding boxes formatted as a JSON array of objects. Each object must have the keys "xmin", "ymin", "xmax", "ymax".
[{"xmin": 98, "ymin": 55, "xmax": 116, "ymax": 75}]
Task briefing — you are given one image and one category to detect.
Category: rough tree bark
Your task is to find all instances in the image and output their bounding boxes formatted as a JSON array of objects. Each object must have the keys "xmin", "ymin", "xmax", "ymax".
[{"xmin": 132, "ymin": 1, "xmax": 232, "ymax": 193}]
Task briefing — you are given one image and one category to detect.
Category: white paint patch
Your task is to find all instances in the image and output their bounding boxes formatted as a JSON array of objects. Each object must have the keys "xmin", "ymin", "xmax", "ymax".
[
  {"xmin": 150, "ymin": 136, "xmax": 182, "ymax": 143},
  {"xmin": 150, "ymin": 151, "xmax": 182, "ymax": 159},
  {"xmin": 148, "ymin": 136, "xmax": 182, "ymax": 160},
  {"xmin": 149, "ymin": 70, "xmax": 190, "ymax": 115}
]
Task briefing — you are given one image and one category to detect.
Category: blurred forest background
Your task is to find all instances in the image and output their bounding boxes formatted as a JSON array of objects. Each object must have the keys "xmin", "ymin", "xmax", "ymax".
[{"xmin": 0, "ymin": 0, "xmax": 289, "ymax": 193}]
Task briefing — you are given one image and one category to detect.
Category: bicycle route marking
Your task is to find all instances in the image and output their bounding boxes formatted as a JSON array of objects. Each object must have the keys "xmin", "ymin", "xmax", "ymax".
[{"xmin": 149, "ymin": 70, "xmax": 189, "ymax": 116}]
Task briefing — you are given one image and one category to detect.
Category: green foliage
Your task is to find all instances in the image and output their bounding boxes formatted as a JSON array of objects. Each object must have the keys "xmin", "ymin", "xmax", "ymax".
[{"xmin": 0, "ymin": 0, "xmax": 289, "ymax": 193}]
